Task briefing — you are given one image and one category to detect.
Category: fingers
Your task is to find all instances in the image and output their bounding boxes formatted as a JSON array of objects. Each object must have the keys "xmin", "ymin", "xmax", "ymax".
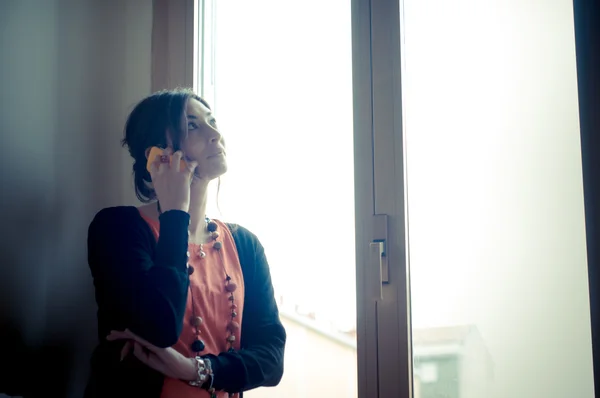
[
  {"xmin": 106, "ymin": 330, "xmax": 123, "ymax": 341},
  {"xmin": 124, "ymin": 329, "xmax": 155, "ymax": 350},
  {"xmin": 186, "ymin": 160, "xmax": 199, "ymax": 175},
  {"xmin": 108, "ymin": 331, "xmax": 182, "ymax": 379},
  {"xmin": 171, "ymin": 151, "xmax": 183, "ymax": 172},
  {"xmin": 133, "ymin": 341, "xmax": 150, "ymax": 364},
  {"xmin": 120, "ymin": 340, "xmax": 132, "ymax": 361},
  {"xmin": 172, "ymin": 151, "xmax": 196, "ymax": 174},
  {"xmin": 132, "ymin": 342, "xmax": 167, "ymax": 376},
  {"xmin": 150, "ymin": 148, "xmax": 190, "ymax": 175},
  {"xmin": 107, "ymin": 329, "xmax": 160, "ymax": 353},
  {"xmin": 158, "ymin": 148, "xmax": 171, "ymax": 173},
  {"xmin": 150, "ymin": 154, "xmax": 161, "ymax": 174},
  {"xmin": 150, "ymin": 148, "xmax": 179, "ymax": 176}
]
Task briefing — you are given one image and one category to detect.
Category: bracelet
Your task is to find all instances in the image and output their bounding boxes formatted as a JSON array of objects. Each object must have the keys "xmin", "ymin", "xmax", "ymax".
[
  {"xmin": 205, "ymin": 358, "xmax": 216, "ymax": 395},
  {"xmin": 188, "ymin": 356, "xmax": 212, "ymax": 387}
]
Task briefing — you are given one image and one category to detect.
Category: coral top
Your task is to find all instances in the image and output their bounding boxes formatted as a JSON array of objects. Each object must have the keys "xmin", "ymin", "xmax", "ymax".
[{"xmin": 139, "ymin": 211, "xmax": 245, "ymax": 398}]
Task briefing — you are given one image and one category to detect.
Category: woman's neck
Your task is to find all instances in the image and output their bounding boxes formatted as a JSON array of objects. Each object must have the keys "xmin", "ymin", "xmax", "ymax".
[{"xmin": 188, "ymin": 179, "xmax": 210, "ymax": 243}]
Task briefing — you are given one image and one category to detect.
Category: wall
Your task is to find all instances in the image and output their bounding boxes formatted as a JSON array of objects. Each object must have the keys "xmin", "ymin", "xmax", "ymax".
[
  {"xmin": 0, "ymin": 1, "xmax": 152, "ymax": 396},
  {"xmin": 245, "ymin": 314, "xmax": 358, "ymax": 398}
]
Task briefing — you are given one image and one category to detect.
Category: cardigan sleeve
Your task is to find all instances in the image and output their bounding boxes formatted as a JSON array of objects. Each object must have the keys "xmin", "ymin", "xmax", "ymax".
[
  {"xmin": 87, "ymin": 207, "xmax": 191, "ymax": 348},
  {"xmin": 204, "ymin": 226, "xmax": 286, "ymax": 393}
]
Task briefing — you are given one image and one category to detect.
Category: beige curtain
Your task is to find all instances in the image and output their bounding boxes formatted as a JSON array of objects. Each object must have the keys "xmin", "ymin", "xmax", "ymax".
[{"xmin": 152, "ymin": 0, "xmax": 195, "ymax": 91}]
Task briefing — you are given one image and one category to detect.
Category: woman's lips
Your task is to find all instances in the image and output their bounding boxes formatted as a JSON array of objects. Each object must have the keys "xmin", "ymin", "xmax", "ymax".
[{"xmin": 208, "ymin": 151, "xmax": 225, "ymax": 158}]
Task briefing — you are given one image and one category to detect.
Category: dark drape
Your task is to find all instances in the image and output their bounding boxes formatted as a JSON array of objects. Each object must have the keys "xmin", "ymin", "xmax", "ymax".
[{"xmin": 573, "ymin": 0, "xmax": 600, "ymax": 392}]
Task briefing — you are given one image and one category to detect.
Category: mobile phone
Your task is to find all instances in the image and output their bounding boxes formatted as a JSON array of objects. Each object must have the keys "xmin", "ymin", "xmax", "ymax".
[{"xmin": 146, "ymin": 146, "xmax": 187, "ymax": 172}]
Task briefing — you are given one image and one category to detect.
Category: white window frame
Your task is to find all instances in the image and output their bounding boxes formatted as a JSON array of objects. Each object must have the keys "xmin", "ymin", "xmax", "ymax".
[{"xmin": 352, "ymin": 0, "xmax": 412, "ymax": 396}]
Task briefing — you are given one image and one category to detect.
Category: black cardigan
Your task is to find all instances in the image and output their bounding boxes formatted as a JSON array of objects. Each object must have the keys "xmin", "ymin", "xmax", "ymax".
[{"xmin": 83, "ymin": 206, "xmax": 286, "ymax": 397}]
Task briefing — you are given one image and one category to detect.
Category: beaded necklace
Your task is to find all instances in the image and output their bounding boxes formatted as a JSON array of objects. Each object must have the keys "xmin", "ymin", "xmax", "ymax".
[{"xmin": 157, "ymin": 202, "xmax": 238, "ymax": 396}]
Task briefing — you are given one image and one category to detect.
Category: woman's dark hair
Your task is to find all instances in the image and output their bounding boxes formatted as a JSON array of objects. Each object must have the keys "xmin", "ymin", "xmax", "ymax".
[{"xmin": 121, "ymin": 88, "xmax": 211, "ymax": 203}]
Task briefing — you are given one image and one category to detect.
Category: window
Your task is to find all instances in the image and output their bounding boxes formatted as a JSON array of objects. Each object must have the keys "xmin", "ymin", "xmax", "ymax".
[
  {"xmin": 187, "ymin": 0, "xmax": 597, "ymax": 397},
  {"xmin": 416, "ymin": 362, "xmax": 438, "ymax": 384},
  {"xmin": 403, "ymin": 0, "xmax": 595, "ymax": 397},
  {"xmin": 195, "ymin": 1, "xmax": 357, "ymax": 397}
]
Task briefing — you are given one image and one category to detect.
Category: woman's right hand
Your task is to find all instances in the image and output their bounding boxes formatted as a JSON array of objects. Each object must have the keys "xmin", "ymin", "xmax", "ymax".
[
  {"xmin": 149, "ymin": 148, "xmax": 198, "ymax": 213},
  {"xmin": 109, "ymin": 329, "xmax": 198, "ymax": 382}
]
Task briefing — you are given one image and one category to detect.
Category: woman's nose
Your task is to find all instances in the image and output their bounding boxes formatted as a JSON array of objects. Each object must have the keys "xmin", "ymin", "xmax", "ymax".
[{"xmin": 209, "ymin": 128, "xmax": 222, "ymax": 143}]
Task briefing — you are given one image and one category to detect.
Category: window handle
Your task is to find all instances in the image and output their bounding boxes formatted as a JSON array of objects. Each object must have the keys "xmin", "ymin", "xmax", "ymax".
[{"xmin": 369, "ymin": 241, "xmax": 385, "ymax": 301}]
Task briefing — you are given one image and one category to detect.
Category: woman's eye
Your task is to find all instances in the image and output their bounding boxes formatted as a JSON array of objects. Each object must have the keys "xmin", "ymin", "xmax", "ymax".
[
  {"xmin": 209, "ymin": 118, "xmax": 217, "ymax": 127},
  {"xmin": 188, "ymin": 122, "xmax": 198, "ymax": 130}
]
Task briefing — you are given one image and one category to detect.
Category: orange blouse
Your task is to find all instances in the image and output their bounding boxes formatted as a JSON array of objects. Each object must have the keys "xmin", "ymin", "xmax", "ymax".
[{"xmin": 139, "ymin": 212, "xmax": 245, "ymax": 398}]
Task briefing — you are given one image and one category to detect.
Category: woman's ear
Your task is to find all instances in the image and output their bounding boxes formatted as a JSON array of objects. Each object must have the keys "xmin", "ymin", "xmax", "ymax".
[{"xmin": 144, "ymin": 147, "xmax": 152, "ymax": 159}]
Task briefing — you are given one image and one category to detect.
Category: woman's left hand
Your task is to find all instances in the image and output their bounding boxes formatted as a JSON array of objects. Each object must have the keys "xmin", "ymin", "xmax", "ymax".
[{"xmin": 107, "ymin": 329, "xmax": 197, "ymax": 381}]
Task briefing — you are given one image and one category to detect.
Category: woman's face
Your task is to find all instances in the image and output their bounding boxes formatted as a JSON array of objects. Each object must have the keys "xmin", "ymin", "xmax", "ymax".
[{"xmin": 180, "ymin": 98, "xmax": 227, "ymax": 180}]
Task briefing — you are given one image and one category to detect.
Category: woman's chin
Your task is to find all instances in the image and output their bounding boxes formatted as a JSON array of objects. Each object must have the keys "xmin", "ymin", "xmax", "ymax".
[
  {"xmin": 210, "ymin": 161, "xmax": 228, "ymax": 178},
  {"xmin": 192, "ymin": 165, "xmax": 227, "ymax": 183}
]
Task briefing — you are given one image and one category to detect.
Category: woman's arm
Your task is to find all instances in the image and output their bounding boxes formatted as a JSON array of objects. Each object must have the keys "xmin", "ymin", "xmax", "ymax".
[
  {"xmin": 202, "ymin": 226, "xmax": 286, "ymax": 393},
  {"xmin": 88, "ymin": 207, "xmax": 190, "ymax": 348}
]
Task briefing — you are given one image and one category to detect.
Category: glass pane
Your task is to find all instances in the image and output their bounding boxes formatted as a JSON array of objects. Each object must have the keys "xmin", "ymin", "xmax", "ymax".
[
  {"xmin": 205, "ymin": 1, "xmax": 356, "ymax": 396},
  {"xmin": 402, "ymin": 1, "xmax": 595, "ymax": 398}
]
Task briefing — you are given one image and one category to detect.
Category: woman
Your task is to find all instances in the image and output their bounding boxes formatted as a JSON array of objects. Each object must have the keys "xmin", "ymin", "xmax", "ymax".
[{"xmin": 84, "ymin": 88, "xmax": 286, "ymax": 398}]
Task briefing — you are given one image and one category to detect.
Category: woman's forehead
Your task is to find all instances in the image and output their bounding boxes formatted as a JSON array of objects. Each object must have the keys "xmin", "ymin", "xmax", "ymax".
[{"xmin": 187, "ymin": 98, "xmax": 211, "ymax": 116}]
